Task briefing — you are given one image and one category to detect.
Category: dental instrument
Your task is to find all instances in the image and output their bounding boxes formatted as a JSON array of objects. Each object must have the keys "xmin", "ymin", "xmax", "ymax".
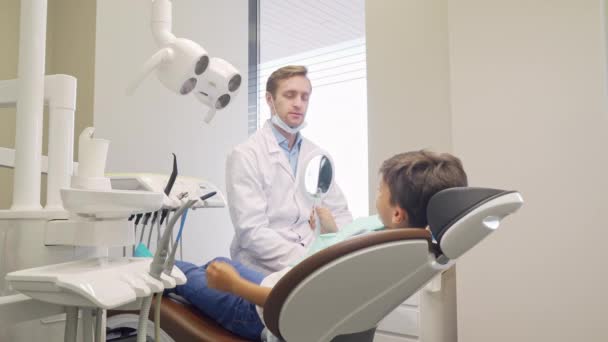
[
  {"xmin": 147, "ymin": 210, "xmax": 160, "ymax": 249},
  {"xmin": 139, "ymin": 212, "xmax": 152, "ymax": 246}
]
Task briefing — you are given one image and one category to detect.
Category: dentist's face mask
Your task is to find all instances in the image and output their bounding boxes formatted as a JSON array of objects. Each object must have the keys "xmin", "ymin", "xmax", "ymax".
[{"xmin": 270, "ymin": 98, "xmax": 308, "ymax": 134}]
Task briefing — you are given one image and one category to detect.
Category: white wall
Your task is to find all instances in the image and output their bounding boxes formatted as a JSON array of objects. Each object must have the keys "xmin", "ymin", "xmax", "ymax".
[
  {"xmin": 450, "ymin": 0, "xmax": 608, "ymax": 341},
  {"xmin": 368, "ymin": 0, "xmax": 608, "ymax": 342},
  {"xmin": 366, "ymin": 1, "xmax": 456, "ymax": 341},
  {"xmin": 366, "ymin": 0, "xmax": 453, "ymax": 197},
  {"xmin": 94, "ymin": 0, "xmax": 248, "ymax": 262},
  {"xmin": 0, "ymin": 0, "xmax": 21, "ymax": 210}
]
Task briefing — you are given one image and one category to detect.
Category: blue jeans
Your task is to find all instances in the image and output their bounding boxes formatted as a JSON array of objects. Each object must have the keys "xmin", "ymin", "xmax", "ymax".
[{"xmin": 173, "ymin": 258, "xmax": 266, "ymax": 341}]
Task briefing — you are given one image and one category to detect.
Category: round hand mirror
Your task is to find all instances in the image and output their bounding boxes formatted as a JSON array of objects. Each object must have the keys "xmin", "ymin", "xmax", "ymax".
[
  {"xmin": 300, "ymin": 151, "xmax": 334, "ymax": 237},
  {"xmin": 303, "ymin": 154, "xmax": 333, "ymax": 199}
]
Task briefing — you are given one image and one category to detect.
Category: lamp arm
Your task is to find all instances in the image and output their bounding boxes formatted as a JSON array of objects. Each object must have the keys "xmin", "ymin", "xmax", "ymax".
[
  {"xmin": 126, "ymin": 48, "xmax": 172, "ymax": 95},
  {"xmin": 151, "ymin": 0, "xmax": 176, "ymax": 46}
]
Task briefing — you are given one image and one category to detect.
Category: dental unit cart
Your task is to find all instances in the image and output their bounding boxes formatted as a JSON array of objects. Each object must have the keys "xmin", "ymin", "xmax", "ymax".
[{"xmin": 0, "ymin": 1, "xmax": 240, "ymax": 340}]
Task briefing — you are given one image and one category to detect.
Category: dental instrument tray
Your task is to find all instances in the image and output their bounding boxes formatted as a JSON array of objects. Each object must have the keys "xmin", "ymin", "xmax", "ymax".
[
  {"xmin": 108, "ymin": 173, "xmax": 226, "ymax": 209},
  {"xmin": 61, "ymin": 188, "xmax": 163, "ymax": 218},
  {"xmin": 6, "ymin": 257, "xmax": 186, "ymax": 309}
]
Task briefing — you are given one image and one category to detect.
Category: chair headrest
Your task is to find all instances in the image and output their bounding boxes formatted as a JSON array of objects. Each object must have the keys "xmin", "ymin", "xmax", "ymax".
[{"xmin": 427, "ymin": 187, "xmax": 523, "ymax": 259}]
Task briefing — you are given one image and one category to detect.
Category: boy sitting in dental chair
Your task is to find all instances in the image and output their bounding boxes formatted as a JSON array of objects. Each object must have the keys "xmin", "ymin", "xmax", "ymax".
[{"xmin": 169, "ymin": 150, "xmax": 468, "ymax": 341}]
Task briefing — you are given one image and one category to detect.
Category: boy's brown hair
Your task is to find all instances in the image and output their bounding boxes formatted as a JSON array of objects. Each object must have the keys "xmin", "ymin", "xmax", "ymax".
[
  {"xmin": 380, "ymin": 150, "xmax": 468, "ymax": 227},
  {"xmin": 266, "ymin": 65, "xmax": 308, "ymax": 98}
]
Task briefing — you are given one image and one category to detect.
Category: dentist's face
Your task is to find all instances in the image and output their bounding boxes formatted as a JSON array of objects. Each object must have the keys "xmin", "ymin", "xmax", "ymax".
[{"xmin": 267, "ymin": 75, "xmax": 311, "ymax": 128}]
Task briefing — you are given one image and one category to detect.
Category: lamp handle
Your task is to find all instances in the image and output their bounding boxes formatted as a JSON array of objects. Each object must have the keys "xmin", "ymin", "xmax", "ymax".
[{"xmin": 126, "ymin": 48, "xmax": 172, "ymax": 95}]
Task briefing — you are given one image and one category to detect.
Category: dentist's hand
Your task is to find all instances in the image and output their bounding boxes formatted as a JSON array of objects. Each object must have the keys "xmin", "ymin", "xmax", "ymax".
[
  {"xmin": 309, "ymin": 207, "xmax": 338, "ymax": 234},
  {"xmin": 206, "ymin": 261, "xmax": 242, "ymax": 294}
]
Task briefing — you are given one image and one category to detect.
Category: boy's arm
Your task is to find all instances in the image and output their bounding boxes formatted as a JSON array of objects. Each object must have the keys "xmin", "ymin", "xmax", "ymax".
[
  {"xmin": 206, "ymin": 261, "xmax": 271, "ymax": 307},
  {"xmin": 232, "ymin": 278, "xmax": 272, "ymax": 307}
]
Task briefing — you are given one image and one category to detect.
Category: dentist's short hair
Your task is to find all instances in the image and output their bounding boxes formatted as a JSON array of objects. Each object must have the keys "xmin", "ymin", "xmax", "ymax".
[
  {"xmin": 266, "ymin": 65, "xmax": 308, "ymax": 97},
  {"xmin": 380, "ymin": 150, "xmax": 468, "ymax": 227}
]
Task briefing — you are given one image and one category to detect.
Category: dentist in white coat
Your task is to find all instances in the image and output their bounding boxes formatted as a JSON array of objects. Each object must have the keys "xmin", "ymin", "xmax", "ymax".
[{"xmin": 226, "ymin": 65, "xmax": 353, "ymax": 274}]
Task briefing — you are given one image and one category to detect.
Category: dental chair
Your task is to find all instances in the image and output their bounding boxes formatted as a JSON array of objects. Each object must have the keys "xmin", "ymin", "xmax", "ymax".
[{"xmin": 114, "ymin": 187, "xmax": 522, "ymax": 341}]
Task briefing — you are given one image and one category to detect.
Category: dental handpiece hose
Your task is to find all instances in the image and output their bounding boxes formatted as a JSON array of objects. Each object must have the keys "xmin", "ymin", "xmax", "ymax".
[
  {"xmin": 149, "ymin": 199, "xmax": 197, "ymax": 280},
  {"xmin": 163, "ymin": 191, "xmax": 217, "ymax": 275},
  {"xmin": 142, "ymin": 199, "xmax": 196, "ymax": 342}
]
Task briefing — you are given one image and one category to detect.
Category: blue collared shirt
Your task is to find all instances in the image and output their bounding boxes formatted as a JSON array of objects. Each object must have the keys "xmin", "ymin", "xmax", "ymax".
[{"xmin": 270, "ymin": 124, "xmax": 303, "ymax": 175}]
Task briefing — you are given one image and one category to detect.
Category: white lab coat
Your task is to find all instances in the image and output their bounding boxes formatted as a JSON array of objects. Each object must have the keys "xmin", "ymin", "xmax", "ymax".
[{"xmin": 226, "ymin": 121, "xmax": 353, "ymax": 274}]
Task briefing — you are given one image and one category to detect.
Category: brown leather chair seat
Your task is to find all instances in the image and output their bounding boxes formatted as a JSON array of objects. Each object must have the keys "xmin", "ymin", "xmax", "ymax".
[{"xmin": 109, "ymin": 295, "xmax": 252, "ymax": 342}]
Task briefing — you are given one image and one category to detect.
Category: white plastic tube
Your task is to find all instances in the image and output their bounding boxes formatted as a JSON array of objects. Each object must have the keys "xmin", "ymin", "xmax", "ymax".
[
  {"xmin": 151, "ymin": 0, "xmax": 175, "ymax": 46},
  {"xmin": 137, "ymin": 295, "xmax": 154, "ymax": 342},
  {"xmin": 95, "ymin": 308, "xmax": 106, "ymax": 342},
  {"xmin": 45, "ymin": 75, "xmax": 76, "ymax": 210},
  {"xmin": 12, "ymin": 0, "xmax": 48, "ymax": 210},
  {"xmin": 64, "ymin": 306, "xmax": 78, "ymax": 342},
  {"xmin": 82, "ymin": 308, "xmax": 95, "ymax": 342}
]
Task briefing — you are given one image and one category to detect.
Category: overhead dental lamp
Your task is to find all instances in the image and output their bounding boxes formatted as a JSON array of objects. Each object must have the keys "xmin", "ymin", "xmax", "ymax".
[{"xmin": 126, "ymin": 0, "xmax": 242, "ymax": 123}]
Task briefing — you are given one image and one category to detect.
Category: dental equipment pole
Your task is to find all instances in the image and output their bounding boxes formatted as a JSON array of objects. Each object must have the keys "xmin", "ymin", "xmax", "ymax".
[
  {"xmin": 45, "ymin": 75, "xmax": 77, "ymax": 210},
  {"xmin": 95, "ymin": 308, "xmax": 106, "ymax": 342},
  {"xmin": 64, "ymin": 306, "xmax": 78, "ymax": 342},
  {"xmin": 12, "ymin": 0, "xmax": 47, "ymax": 210},
  {"xmin": 81, "ymin": 308, "xmax": 94, "ymax": 342}
]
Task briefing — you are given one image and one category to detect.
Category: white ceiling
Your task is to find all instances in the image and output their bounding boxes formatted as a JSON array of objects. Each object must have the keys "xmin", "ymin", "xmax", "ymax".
[{"xmin": 259, "ymin": 0, "xmax": 366, "ymax": 62}]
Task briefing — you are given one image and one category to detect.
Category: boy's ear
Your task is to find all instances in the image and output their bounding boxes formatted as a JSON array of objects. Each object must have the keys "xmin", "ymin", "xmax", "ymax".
[{"xmin": 392, "ymin": 206, "xmax": 409, "ymax": 227}]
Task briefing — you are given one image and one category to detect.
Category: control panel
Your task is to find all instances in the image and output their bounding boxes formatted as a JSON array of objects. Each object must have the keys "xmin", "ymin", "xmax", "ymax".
[{"xmin": 108, "ymin": 173, "xmax": 225, "ymax": 209}]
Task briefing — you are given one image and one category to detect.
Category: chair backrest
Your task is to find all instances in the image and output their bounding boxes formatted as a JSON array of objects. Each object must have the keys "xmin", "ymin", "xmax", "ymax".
[{"xmin": 264, "ymin": 187, "xmax": 523, "ymax": 342}]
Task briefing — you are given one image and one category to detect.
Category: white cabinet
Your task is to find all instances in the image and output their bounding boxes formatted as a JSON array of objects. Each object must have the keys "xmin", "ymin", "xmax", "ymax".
[
  {"xmin": 374, "ymin": 332, "xmax": 418, "ymax": 342},
  {"xmin": 374, "ymin": 292, "xmax": 420, "ymax": 341}
]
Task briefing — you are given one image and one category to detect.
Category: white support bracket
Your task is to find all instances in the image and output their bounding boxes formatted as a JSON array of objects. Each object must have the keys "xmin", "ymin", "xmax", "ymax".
[
  {"xmin": 0, "ymin": 75, "xmax": 79, "ymax": 209},
  {"xmin": 0, "ymin": 294, "xmax": 65, "ymax": 326}
]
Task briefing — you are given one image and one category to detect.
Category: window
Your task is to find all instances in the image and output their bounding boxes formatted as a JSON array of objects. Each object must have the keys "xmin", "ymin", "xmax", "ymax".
[{"xmin": 249, "ymin": 0, "xmax": 368, "ymax": 217}]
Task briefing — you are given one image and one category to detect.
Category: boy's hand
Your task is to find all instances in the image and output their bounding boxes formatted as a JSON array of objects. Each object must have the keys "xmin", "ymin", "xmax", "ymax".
[
  {"xmin": 206, "ymin": 261, "xmax": 242, "ymax": 293},
  {"xmin": 309, "ymin": 207, "xmax": 338, "ymax": 234}
]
